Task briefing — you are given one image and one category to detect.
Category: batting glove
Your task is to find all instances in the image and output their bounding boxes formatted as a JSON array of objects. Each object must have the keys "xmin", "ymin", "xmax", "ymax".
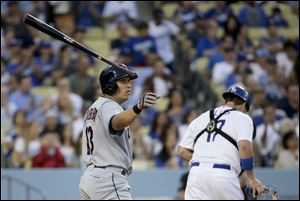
[{"xmin": 133, "ymin": 92, "xmax": 160, "ymax": 114}]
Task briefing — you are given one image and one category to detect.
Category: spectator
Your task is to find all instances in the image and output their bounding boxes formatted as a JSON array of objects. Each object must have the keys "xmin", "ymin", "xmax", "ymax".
[
  {"xmin": 277, "ymin": 82, "xmax": 299, "ymax": 121},
  {"xmin": 143, "ymin": 58, "xmax": 177, "ymax": 98},
  {"xmin": 52, "ymin": 78, "xmax": 83, "ymax": 117},
  {"xmin": 263, "ymin": 59, "xmax": 287, "ymax": 101},
  {"xmin": 2, "ymin": 110, "xmax": 27, "ymax": 167},
  {"xmin": 275, "ymin": 131, "xmax": 299, "ymax": 169},
  {"xmin": 52, "ymin": 45, "xmax": 77, "ymax": 85},
  {"xmin": 238, "ymin": 2, "xmax": 268, "ymax": 27},
  {"xmin": 178, "ymin": 108, "xmax": 198, "ymax": 143},
  {"xmin": 1, "ymin": 27, "xmax": 16, "ymax": 63},
  {"xmin": 166, "ymin": 88, "xmax": 191, "ymax": 125},
  {"xmin": 1, "ymin": 62, "xmax": 9, "ymax": 87},
  {"xmin": 149, "ymin": 8, "xmax": 180, "ymax": 73},
  {"xmin": 173, "ymin": 1, "xmax": 198, "ymax": 31},
  {"xmin": 9, "ymin": 75, "xmax": 42, "ymax": 120},
  {"xmin": 186, "ymin": 12, "xmax": 207, "ymax": 48},
  {"xmin": 121, "ymin": 20, "xmax": 158, "ymax": 67},
  {"xmin": 212, "ymin": 46, "xmax": 236, "ymax": 89},
  {"xmin": 130, "ymin": 119, "xmax": 151, "ymax": 161},
  {"xmin": 75, "ymin": 2, "xmax": 105, "ymax": 27},
  {"xmin": 1, "ymin": 86, "xmax": 17, "ymax": 132},
  {"xmin": 69, "ymin": 54, "xmax": 95, "ymax": 102},
  {"xmin": 255, "ymin": 104, "xmax": 281, "ymax": 167},
  {"xmin": 206, "ymin": 34, "xmax": 234, "ymax": 78},
  {"xmin": 224, "ymin": 53, "xmax": 251, "ymax": 88},
  {"xmin": 155, "ymin": 123, "xmax": 184, "ymax": 168},
  {"xmin": 111, "ymin": 22, "xmax": 131, "ymax": 55},
  {"xmin": 6, "ymin": 74, "xmax": 19, "ymax": 98},
  {"xmin": 249, "ymin": 48, "xmax": 273, "ymax": 87},
  {"xmin": 268, "ymin": 6, "xmax": 288, "ymax": 27},
  {"xmin": 259, "ymin": 22, "xmax": 286, "ymax": 57},
  {"xmin": 276, "ymin": 40, "xmax": 298, "ymax": 79},
  {"xmin": 13, "ymin": 121, "xmax": 41, "ymax": 168},
  {"xmin": 5, "ymin": 38, "xmax": 26, "ymax": 75},
  {"xmin": 30, "ymin": 97, "xmax": 54, "ymax": 127},
  {"xmin": 224, "ymin": 13, "xmax": 241, "ymax": 40},
  {"xmin": 57, "ymin": 92, "xmax": 77, "ymax": 126},
  {"xmin": 47, "ymin": 1, "xmax": 74, "ymax": 36},
  {"xmin": 2, "ymin": 1, "xmax": 28, "ymax": 37},
  {"xmin": 60, "ymin": 124, "xmax": 78, "ymax": 167},
  {"xmin": 102, "ymin": 1, "xmax": 138, "ymax": 29},
  {"xmin": 195, "ymin": 22, "xmax": 220, "ymax": 58},
  {"xmin": 71, "ymin": 26, "xmax": 95, "ymax": 65},
  {"xmin": 40, "ymin": 110, "xmax": 64, "ymax": 143},
  {"xmin": 145, "ymin": 111, "xmax": 170, "ymax": 159},
  {"xmin": 32, "ymin": 132, "xmax": 65, "ymax": 168},
  {"xmin": 204, "ymin": 1, "xmax": 232, "ymax": 27},
  {"xmin": 235, "ymin": 25, "xmax": 254, "ymax": 56},
  {"xmin": 31, "ymin": 40, "xmax": 56, "ymax": 86}
]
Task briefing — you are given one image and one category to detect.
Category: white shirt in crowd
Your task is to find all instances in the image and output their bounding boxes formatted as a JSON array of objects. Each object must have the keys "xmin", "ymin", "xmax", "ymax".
[
  {"xmin": 102, "ymin": 1, "xmax": 138, "ymax": 28},
  {"xmin": 149, "ymin": 20, "xmax": 179, "ymax": 64}
]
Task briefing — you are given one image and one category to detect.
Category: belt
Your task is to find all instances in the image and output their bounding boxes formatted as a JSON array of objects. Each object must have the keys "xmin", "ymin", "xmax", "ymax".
[
  {"xmin": 191, "ymin": 162, "xmax": 231, "ymax": 170},
  {"xmin": 87, "ymin": 164, "xmax": 131, "ymax": 176}
]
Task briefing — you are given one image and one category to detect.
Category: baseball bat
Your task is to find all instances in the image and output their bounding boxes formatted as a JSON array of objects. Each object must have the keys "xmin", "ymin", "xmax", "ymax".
[{"xmin": 23, "ymin": 14, "xmax": 137, "ymax": 79}]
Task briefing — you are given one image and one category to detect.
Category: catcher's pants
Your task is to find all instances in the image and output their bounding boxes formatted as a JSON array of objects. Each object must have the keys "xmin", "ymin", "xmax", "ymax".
[
  {"xmin": 79, "ymin": 165, "xmax": 132, "ymax": 200},
  {"xmin": 185, "ymin": 162, "xmax": 243, "ymax": 200}
]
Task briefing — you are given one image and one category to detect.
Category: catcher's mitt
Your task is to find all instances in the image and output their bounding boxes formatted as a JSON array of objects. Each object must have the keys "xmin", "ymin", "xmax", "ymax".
[{"xmin": 244, "ymin": 185, "xmax": 280, "ymax": 200}]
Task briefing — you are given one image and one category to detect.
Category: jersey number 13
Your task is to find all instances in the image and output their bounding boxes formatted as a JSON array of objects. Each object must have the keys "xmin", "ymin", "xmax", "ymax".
[{"xmin": 85, "ymin": 126, "xmax": 94, "ymax": 155}]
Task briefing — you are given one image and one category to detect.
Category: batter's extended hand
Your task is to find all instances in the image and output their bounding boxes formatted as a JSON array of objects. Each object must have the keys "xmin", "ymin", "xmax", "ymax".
[{"xmin": 137, "ymin": 92, "xmax": 160, "ymax": 110}]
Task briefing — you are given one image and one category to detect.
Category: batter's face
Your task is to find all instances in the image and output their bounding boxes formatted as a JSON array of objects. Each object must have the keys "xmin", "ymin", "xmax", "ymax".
[{"xmin": 115, "ymin": 77, "xmax": 132, "ymax": 103}]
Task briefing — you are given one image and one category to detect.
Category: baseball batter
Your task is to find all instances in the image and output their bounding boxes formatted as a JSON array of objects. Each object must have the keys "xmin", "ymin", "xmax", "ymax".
[
  {"xmin": 79, "ymin": 64, "xmax": 159, "ymax": 200},
  {"xmin": 177, "ymin": 85, "xmax": 267, "ymax": 200}
]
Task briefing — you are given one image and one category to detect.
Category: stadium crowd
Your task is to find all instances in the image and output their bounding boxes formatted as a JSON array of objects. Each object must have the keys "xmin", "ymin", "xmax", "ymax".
[{"xmin": 1, "ymin": 1, "xmax": 299, "ymax": 170}]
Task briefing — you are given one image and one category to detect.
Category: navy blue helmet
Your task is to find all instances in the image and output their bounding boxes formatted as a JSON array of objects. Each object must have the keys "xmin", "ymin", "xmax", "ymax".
[
  {"xmin": 99, "ymin": 64, "xmax": 137, "ymax": 95},
  {"xmin": 222, "ymin": 85, "xmax": 251, "ymax": 111}
]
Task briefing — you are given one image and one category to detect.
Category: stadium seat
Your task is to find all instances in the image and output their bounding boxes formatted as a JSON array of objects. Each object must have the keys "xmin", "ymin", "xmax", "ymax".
[
  {"xmin": 197, "ymin": 2, "xmax": 215, "ymax": 13},
  {"xmin": 85, "ymin": 27, "xmax": 104, "ymax": 40},
  {"xmin": 31, "ymin": 86, "xmax": 57, "ymax": 98},
  {"xmin": 196, "ymin": 57, "xmax": 208, "ymax": 75},
  {"xmin": 230, "ymin": 2, "xmax": 245, "ymax": 16},
  {"xmin": 83, "ymin": 39, "xmax": 111, "ymax": 58},
  {"xmin": 248, "ymin": 28, "xmax": 268, "ymax": 41},
  {"xmin": 154, "ymin": 97, "xmax": 169, "ymax": 111},
  {"xmin": 1, "ymin": 124, "xmax": 7, "ymax": 142},
  {"xmin": 278, "ymin": 28, "xmax": 299, "ymax": 39},
  {"xmin": 162, "ymin": 3, "xmax": 178, "ymax": 19}
]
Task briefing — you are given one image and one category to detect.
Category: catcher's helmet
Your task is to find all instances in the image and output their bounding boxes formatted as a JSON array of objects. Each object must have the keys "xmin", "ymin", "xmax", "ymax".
[
  {"xmin": 99, "ymin": 64, "xmax": 137, "ymax": 95},
  {"xmin": 222, "ymin": 85, "xmax": 251, "ymax": 111}
]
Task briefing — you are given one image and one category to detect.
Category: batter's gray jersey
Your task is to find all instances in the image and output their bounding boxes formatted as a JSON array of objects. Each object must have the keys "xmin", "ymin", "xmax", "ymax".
[{"xmin": 82, "ymin": 97, "xmax": 132, "ymax": 171}]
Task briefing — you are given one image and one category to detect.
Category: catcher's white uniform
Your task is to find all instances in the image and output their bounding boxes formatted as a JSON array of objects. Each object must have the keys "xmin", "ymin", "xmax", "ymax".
[{"xmin": 179, "ymin": 105, "xmax": 254, "ymax": 199}]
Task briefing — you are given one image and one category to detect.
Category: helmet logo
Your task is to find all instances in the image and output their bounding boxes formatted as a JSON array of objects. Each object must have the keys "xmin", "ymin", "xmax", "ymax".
[{"xmin": 231, "ymin": 86, "xmax": 237, "ymax": 93}]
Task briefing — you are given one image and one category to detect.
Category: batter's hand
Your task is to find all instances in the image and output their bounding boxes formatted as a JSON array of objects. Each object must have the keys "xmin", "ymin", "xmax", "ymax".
[{"xmin": 137, "ymin": 92, "xmax": 160, "ymax": 109}]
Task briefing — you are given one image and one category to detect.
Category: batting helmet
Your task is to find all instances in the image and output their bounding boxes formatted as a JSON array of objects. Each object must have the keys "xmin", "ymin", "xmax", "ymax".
[
  {"xmin": 99, "ymin": 64, "xmax": 137, "ymax": 95},
  {"xmin": 222, "ymin": 85, "xmax": 251, "ymax": 111}
]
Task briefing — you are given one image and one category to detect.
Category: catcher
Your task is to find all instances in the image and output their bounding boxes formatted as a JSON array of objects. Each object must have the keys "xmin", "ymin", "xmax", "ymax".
[{"xmin": 177, "ymin": 85, "xmax": 268, "ymax": 199}]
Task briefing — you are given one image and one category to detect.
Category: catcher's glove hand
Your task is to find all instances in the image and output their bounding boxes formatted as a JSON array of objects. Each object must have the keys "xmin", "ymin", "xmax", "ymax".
[{"xmin": 244, "ymin": 185, "xmax": 279, "ymax": 200}]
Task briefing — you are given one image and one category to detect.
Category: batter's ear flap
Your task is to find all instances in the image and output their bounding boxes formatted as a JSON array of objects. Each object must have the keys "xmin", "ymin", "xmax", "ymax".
[{"xmin": 105, "ymin": 82, "xmax": 118, "ymax": 95}]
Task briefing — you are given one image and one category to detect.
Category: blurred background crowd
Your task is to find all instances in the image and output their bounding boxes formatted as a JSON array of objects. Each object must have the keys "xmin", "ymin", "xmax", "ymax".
[{"xmin": 1, "ymin": 1, "xmax": 299, "ymax": 171}]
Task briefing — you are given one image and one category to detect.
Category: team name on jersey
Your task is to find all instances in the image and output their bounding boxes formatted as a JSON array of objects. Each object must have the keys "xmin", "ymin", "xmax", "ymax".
[{"xmin": 84, "ymin": 108, "xmax": 98, "ymax": 122}]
